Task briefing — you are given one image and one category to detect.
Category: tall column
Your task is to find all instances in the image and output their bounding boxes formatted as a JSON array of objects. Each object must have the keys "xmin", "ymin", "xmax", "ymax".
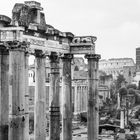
[
  {"xmin": 34, "ymin": 50, "xmax": 46, "ymax": 140},
  {"xmin": 95, "ymin": 60, "xmax": 99, "ymax": 137},
  {"xmin": 0, "ymin": 46, "xmax": 9, "ymax": 140},
  {"xmin": 77, "ymin": 87, "xmax": 80, "ymax": 113},
  {"xmin": 85, "ymin": 86, "xmax": 88, "ymax": 112},
  {"xmin": 117, "ymin": 92, "xmax": 120, "ymax": 109},
  {"xmin": 49, "ymin": 52, "xmax": 60, "ymax": 140},
  {"xmin": 79, "ymin": 85, "xmax": 82, "ymax": 113},
  {"xmin": 24, "ymin": 52, "xmax": 29, "ymax": 140},
  {"xmin": 61, "ymin": 54, "xmax": 73, "ymax": 140},
  {"xmin": 85, "ymin": 54, "xmax": 101, "ymax": 140},
  {"xmin": 120, "ymin": 109, "xmax": 125, "ymax": 129},
  {"xmin": 8, "ymin": 41, "xmax": 28, "ymax": 140},
  {"xmin": 74, "ymin": 85, "xmax": 78, "ymax": 114}
]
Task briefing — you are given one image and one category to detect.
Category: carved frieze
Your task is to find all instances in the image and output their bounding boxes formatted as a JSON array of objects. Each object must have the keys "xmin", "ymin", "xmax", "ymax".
[
  {"xmin": 70, "ymin": 36, "xmax": 97, "ymax": 54},
  {"xmin": 72, "ymin": 36, "xmax": 97, "ymax": 44}
]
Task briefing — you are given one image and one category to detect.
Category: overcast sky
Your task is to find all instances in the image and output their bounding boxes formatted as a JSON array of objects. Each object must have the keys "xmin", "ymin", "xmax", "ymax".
[{"xmin": 0, "ymin": 0, "xmax": 140, "ymax": 61}]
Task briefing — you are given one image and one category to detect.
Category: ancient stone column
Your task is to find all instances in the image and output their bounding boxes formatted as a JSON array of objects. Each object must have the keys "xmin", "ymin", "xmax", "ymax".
[
  {"xmin": 49, "ymin": 52, "xmax": 60, "ymax": 140},
  {"xmin": 24, "ymin": 52, "xmax": 29, "ymax": 140},
  {"xmin": 85, "ymin": 54, "xmax": 101, "ymax": 140},
  {"xmin": 8, "ymin": 41, "xmax": 29, "ymax": 140},
  {"xmin": 61, "ymin": 54, "xmax": 73, "ymax": 140},
  {"xmin": 0, "ymin": 46, "xmax": 9, "ymax": 140},
  {"xmin": 79, "ymin": 86, "xmax": 82, "ymax": 112},
  {"xmin": 74, "ymin": 85, "xmax": 78, "ymax": 114},
  {"xmin": 0, "ymin": 15, "xmax": 11, "ymax": 140},
  {"xmin": 34, "ymin": 50, "xmax": 46, "ymax": 140},
  {"xmin": 77, "ymin": 86, "xmax": 80, "ymax": 113},
  {"xmin": 120, "ymin": 109, "xmax": 125, "ymax": 129}
]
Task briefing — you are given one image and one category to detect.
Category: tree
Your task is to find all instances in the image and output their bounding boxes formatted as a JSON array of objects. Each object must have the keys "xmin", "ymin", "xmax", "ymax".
[
  {"xmin": 119, "ymin": 87, "xmax": 127, "ymax": 97},
  {"xmin": 116, "ymin": 74, "xmax": 126, "ymax": 90},
  {"xmin": 128, "ymin": 88, "xmax": 135, "ymax": 95}
]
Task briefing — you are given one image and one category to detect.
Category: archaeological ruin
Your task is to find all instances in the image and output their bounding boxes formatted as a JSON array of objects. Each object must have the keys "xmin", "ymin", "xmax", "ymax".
[{"xmin": 0, "ymin": 1, "xmax": 101, "ymax": 140}]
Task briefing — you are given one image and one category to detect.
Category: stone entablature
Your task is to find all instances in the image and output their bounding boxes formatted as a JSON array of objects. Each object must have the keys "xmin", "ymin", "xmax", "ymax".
[{"xmin": 0, "ymin": 1, "xmax": 96, "ymax": 56}]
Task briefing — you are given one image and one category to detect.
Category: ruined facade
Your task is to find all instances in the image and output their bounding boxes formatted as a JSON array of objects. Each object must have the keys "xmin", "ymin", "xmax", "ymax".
[
  {"xmin": 99, "ymin": 58, "xmax": 135, "ymax": 80},
  {"xmin": 0, "ymin": 1, "xmax": 101, "ymax": 140}
]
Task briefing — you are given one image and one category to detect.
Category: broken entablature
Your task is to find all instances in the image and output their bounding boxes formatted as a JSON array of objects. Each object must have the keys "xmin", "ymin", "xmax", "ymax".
[{"xmin": 0, "ymin": 1, "xmax": 96, "ymax": 55}]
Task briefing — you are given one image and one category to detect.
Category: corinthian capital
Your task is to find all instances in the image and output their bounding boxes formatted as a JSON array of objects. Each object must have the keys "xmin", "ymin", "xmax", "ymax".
[
  {"xmin": 85, "ymin": 54, "xmax": 101, "ymax": 61},
  {"xmin": 4, "ymin": 41, "xmax": 30, "ymax": 51}
]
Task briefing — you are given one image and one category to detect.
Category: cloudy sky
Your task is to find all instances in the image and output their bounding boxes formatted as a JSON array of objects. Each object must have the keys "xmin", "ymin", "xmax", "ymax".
[{"xmin": 0, "ymin": 0, "xmax": 140, "ymax": 61}]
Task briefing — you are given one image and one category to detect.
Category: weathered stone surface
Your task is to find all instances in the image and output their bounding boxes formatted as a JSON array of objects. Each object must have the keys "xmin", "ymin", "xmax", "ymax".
[
  {"xmin": 61, "ymin": 54, "xmax": 73, "ymax": 140},
  {"xmin": 0, "ymin": 46, "xmax": 9, "ymax": 140},
  {"xmin": 70, "ymin": 36, "xmax": 96, "ymax": 54},
  {"xmin": 65, "ymin": 32, "xmax": 74, "ymax": 42},
  {"xmin": 85, "ymin": 54, "xmax": 100, "ymax": 140},
  {"xmin": 0, "ymin": 15, "xmax": 11, "ymax": 26},
  {"xmin": 49, "ymin": 52, "xmax": 60, "ymax": 140},
  {"xmin": 37, "ymin": 12, "xmax": 46, "ymax": 31},
  {"xmin": 12, "ymin": 3, "xmax": 30, "ymax": 27},
  {"xmin": 34, "ymin": 50, "xmax": 46, "ymax": 140},
  {"xmin": 9, "ymin": 46, "xmax": 28, "ymax": 140},
  {"xmin": 24, "ymin": 1, "xmax": 43, "ymax": 10},
  {"xmin": 12, "ymin": 1, "xmax": 46, "ymax": 31}
]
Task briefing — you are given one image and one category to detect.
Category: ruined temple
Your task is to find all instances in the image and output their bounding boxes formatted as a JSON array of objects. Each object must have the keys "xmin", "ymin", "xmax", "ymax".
[{"xmin": 0, "ymin": 1, "xmax": 101, "ymax": 140}]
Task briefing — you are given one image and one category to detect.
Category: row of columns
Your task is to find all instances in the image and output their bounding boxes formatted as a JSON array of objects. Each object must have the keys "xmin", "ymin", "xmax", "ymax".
[
  {"xmin": 0, "ymin": 41, "xmax": 101, "ymax": 140},
  {"xmin": 74, "ymin": 86, "xmax": 88, "ymax": 113}
]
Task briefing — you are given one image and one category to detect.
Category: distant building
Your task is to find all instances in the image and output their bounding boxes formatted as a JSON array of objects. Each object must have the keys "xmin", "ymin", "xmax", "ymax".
[
  {"xmin": 136, "ymin": 47, "xmax": 140, "ymax": 72},
  {"xmin": 131, "ymin": 48, "xmax": 140, "ymax": 85},
  {"xmin": 99, "ymin": 58, "xmax": 135, "ymax": 80}
]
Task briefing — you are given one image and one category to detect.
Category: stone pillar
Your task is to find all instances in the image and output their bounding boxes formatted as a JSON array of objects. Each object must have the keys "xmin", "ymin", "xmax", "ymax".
[
  {"xmin": 74, "ymin": 85, "xmax": 78, "ymax": 114},
  {"xmin": 0, "ymin": 46, "xmax": 9, "ymax": 140},
  {"xmin": 61, "ymin": 54, "xmax": 73, "ymax": 140},
  {"xmin": 84, "ymin": 86, "xmax": 87, "ymax": 111},
  {"xmin": 85, "ymin": 86, "xmax": 88, "ymax": 112},
  {"xmin": 77, "ymin": 86, "xmax": 80, "ymax": 113},
  {"xmin": 117, "ymin": 92, "xmax": 120, "ymax": 109},
  {"xmin": 85, "ymin": 54, "xmax": 101, "ymax": 140},
  {"xmin": 8, "ymin": 41, "xmax": 28, "ymax": 140},
  {"xmin": 37, "ymin": 9, "xmax": 41, "ymax": 24},
  {"xmin": 120, "ymin": 109, "xmax": 125, "ymax": 129},
  {"xmin": 79, "ymin": 85, "xmax": 82, "ymax": 113},
  {"xmin": 49, "ymin": 52, "xmax": 60, "ymax": 140},
  {"xmin": 24, "ymin": 52, "xmax": 29, "ymax": 140},
  {"xmin": 34, "ymin": 50, "xmax": 46, "ymax": 140}
]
